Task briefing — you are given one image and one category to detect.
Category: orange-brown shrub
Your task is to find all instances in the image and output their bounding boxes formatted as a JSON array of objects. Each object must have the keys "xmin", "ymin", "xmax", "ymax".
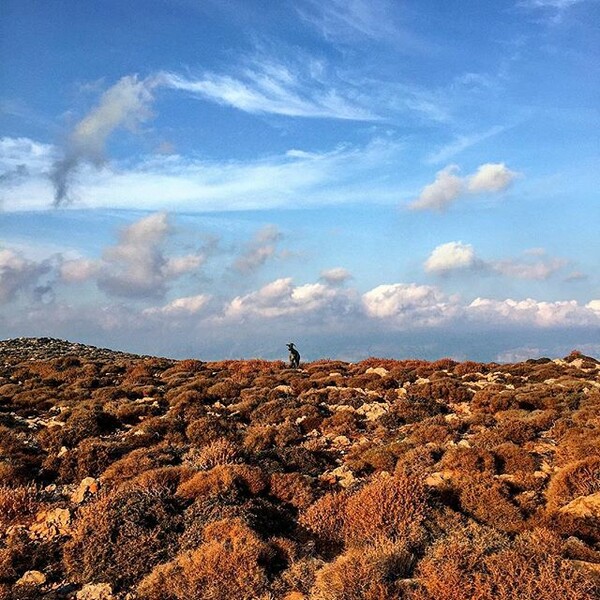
[
  {"xmin": 136, "ymin": 518, "xmax": 271, "ymax": 600},
  {"xmin": 493, "ymin": 442, "xmax": 537, "ymax": 474},
  {"xmin": 440, "ymin": 447, "xmax": 496, "ymax": 475},
  {"xmin": 344, "ymin": 472, "xmax": 428, "ymax": 548},
  {"xmin": 410, "ymin": 379, "xmax": 473, "ymax": 404},
  {"xmin": 311, "ymin": 542, "xmax": 414, "ymax": 600},
  {"xmin": 546, "ymin": 456, "xmax": 600, "ymax": 509},
  {"xmin": 391, "ymin": 396, "xmax": 447, "ymax": 424},
  {"xmin": 471, "ymin": 386, "xmax": 517, "ymax": 413},
  {"xmin": 0, "ymin": 485, "xmax": 40, "ymax": 529},
  {"xmin": 101, "ymin": 444, "xmax": 180, "ymax": 484},
  {"xmin": 269, "ymin": 472, "xmax": 316, "ymax": 509},
  {"xmin": 299, "ymin": 491, "xmax": 348, "ymax": 550},
  {"xmin": 414, "ymin": 527, "xmax": 597, "ymax": 600},
  {"xmin": 63, "ymin": 483, "xmax": 182, "ymax": 590},
  {"xmin": 454, "ymin": 473, "xmax": 524, "ymax": 533},
  {"xmin": 191, "ymin": 439, "xmax": 240, "ymax": 470},
  {"xmin": 186, "ymin": 416, "xmax": 234, "ymax": 446},
  {"xmin": 176, "ymin": 464, "xmax": 267, "ymax": 501}
]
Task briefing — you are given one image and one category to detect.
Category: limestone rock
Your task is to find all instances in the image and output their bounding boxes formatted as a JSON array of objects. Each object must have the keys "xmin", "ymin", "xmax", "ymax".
[
  {"xmin": 30, "ymin": 507, "xmax": 71, "ymax": 539},
  {"xmin": 356, "ymin": 402, "xmax": 388, "ymax": 421},
  {"xmin": 366, "ymin": 367, "xmax": 389, "ymax": 378},
  {"xmin": 16, "ymin": 570, "xmax": 46, "ymax": 586},
  {"xmin": 76, "ymin": 583, "xmax": 114, "ymax": 600},
  {"xmin": 71, "ymin": 477, "xmax": 100, "ymax": 504},
  {"xmin": 559, "ymin": 492, "xmax": 600, "ymax": 519}
]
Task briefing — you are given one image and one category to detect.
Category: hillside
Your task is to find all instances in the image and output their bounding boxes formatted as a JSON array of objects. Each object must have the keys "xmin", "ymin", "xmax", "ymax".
[{"xmin": 1, "ymin": 338, "xmax": 599, "ymax": 599}]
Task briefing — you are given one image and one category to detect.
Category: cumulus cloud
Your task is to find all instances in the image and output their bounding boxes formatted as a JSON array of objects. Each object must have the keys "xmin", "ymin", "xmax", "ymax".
[
  {"xmin": 144, "ymin": 294, "xmax": 211, "ymax": 316},
  {"xmin": 51, "ymin": 75, "xmax": 157, "ymax": 206},
  {"xmin": 425, "ymin": 242, "xmax": 568, "ymax": 280},
  {"xmin": 466, "ymin": 162, "xmax": 518, "ymax": 193},
  {"xmin": 320, "ymin": 267, "xmax": 353, "ymax": 285},
  {"xmin": 362, "ymin": 283, "xmax": 456, "ymax": 327},
  {"xmin": 409, "ymin": 162, "xmax": 518, "ymax": 211},
  {"xmin": 58, "ymin": 213, "xmax": 208, "ymax": 299},
  {"xmin": 0, "ymin": 248, "xmax": 52, "ymax": 304},
  {"xmin": 467, "ymin": 297, "xmax": 599, "ymax": 327},
  {"xmin": 233, "ymin": 225, "xmax": 283, "ymax": 274},
  {"xmin": 424, "ymin": 241, "xmax": 481, "ymax": 274},
  {"xmin": 223, "ymin": 277, "xmax": 356, "ymax": 322}
]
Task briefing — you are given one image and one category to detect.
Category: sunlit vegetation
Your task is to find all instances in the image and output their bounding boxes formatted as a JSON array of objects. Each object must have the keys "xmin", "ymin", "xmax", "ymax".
[{"xmin": 0, "ymin": 339, "xmax": 598, "ymax": 598}]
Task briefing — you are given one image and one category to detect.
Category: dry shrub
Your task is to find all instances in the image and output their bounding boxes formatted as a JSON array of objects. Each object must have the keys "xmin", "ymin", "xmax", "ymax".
[
  {"xmin": 546, "ymin": 456, "xmax": 600, "ymax": 509},
  {"xmin": 454, "ymin": 473, "xmax": 524, "ymax": 533},
  {"xmin": 391, "ymin": 396, "xmax": 447, "ymax": 423},
  {"xmin": 176, "ymin": 464, "xmax": 267, "ymax": 501},
  {"xmin": 311, "ymin": 542, "xmax": 414, "ymax": 600},
  {"xmin": 0, "ymin": 485, "xmax": 40, "ymax": 529},
  {"xmin": 206, "ymin": 379, "xmax": 242, "ymax": 403},
  {"xmin": 554, "ymin": 426, "xmax": 600, "ymax": 466},
  {"xmin": 269, "ymin": 472, "xmax": 316, "ymax": 509},
  {"xmin": 299, "ymin": 491, "xmax": 348, "ymax": 550},
  {"xmin": 410, "ymin": 379, "xmax": 472, "ymax": 404},
  {"xmin": 321, "ymin": 410, "xmax": 363, "ymax": 436},
  {"xmin": 101, "ymin": 444, "xmax": 180, "ymax": 484},
  {"xmin": 185, "ymin": 416, "xmax": 233, "ymax": 446},
  {"xmin": 344, "ymin": 472, "xmax": 428, "ymax": 548},
  {"xmin": 0, "ymin": 427, "xmax": 41, "ymax": 485},
  {"xmin": 136, "ymin": 518, "xmax": 271, "ymax": 600},
  {"xmin": 345, "ymin": 441, "xmax": 402, "ymax": 475},
  {"xmin": 407, "ymin": 417, "xmax": 455, "ymax": 445},
  {"xmin": 493, "ymin": 442, "xmax": 537, "ymax": 474},
  {"xmin": 273, "ymin": 557, "xmax": 324, "ymax": 598},
  {"xmin": 415, "ymin": 527, "xmax": 596, "ymax": 600},
  {"xmin": 192, "ymin": 439, "xmax": 240, "ymax": 470},
  {"xmin": 440, "ymin": 447, "xmax": 496, "ymax": 475},
  {"xmin": 471, "ymin": 386, "xmax": 517, "ymax": 413},
  {"xmin": 63, "ymin": 483, "xmax": 182, "ymax": 590}
]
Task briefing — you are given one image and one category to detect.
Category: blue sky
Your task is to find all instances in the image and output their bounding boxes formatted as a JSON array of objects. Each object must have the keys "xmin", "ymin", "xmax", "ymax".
[{"xmin": 1, "ymin": 0, "xmax": 599, "ymax": 361}]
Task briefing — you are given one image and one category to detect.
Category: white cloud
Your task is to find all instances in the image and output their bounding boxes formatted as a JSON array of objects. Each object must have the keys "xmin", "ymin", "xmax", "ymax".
[
  {"xmin": 467, "ymin": 297, "xmax": 599, "ymax": 327},
  {"xmin": 424, "ymin": 242, "xmax": 568, "ymax": 280},
  {"xmin": 320, "ymin": 267, "xmax": 352, "ymax": 285},
  {"xmin": 409, "ymin": 165, "xmax": 464, "ymax": 211},
  {"xmin": 51, "ymin": 75, "xmax": 157, "ymax": 205},
  {"xmin": 60, "ymin": 258, "xmax": 100, "ymax": 283},
  {"xmin": 362, "ymin": 283, "xmax": 456, "ymax": 326},
  {"xmin": 0, "ymin": 248, "xmax": 52, "ymax": 303},
  {"xmin": 233, "ymin": 225, "xmax": 282, "ymax": 274},
  {"xmin": 222, "ymin": 277, "xmax": 356, "ymax": 322},
  {"xmin": 1, "ymin": 135, "xmax": 406, "ymax": 212},
  {"xmin": 162, "ymin": 62, "xmax": 377, "ymax": 121},
  {"xmin": 56, "ymin": 213, "xmax": 208, "ymax": 299},
  {"xmin": 493, "ymin": 256, "xmax": 567, "ymax": 280},
  {"xmin": 409, "ymin": 162, "xmax": 518, "ymax": 211},
  {"xmin": 466, "ymin": 162, "xmax": 519, "ymax": 193},
  {"xmin": 144, "ymin": 294, "xmax": 211, "ymax": 316},
  {"xmin": 424, "ymin": 241, "xmax": 480, "ymax": 274}
]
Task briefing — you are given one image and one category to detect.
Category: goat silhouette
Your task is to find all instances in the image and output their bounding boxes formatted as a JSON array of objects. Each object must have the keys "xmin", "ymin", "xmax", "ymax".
[{"xmin": 286, "ymin": 343, "xmax": 300, "ymax": 368}]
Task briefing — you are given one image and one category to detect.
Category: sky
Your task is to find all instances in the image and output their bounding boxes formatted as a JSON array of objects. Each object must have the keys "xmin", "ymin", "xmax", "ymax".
[{"xmin": 0, "ymin": 0, "xmax": 599, "ymax": 362}]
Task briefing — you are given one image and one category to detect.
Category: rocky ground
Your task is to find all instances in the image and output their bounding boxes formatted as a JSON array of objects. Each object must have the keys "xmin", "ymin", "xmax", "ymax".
[{"xmin": 0, "ymin": 338, "xmax": 599, "ymax": 599}]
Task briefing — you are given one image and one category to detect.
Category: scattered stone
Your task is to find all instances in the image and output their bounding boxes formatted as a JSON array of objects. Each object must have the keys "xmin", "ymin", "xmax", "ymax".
[
  {"xmin": 71, "ymin": 477, "xmax": 100, "ymax": 504},
  {"xmin": 559, "ymin": 492, "xmax": 600, "ymax": 519},
  {"xmin": 76, "ymin": 583, "xmax": 115, "ymax": 600},
  {"xmin": 30, "ymin": 507, "xmax": 71, "ymax": 539},
  {"xmin": 365, "ymin": 367, "xmax": 389, "ymax": 378},
  {"xmin": 322, "ymin": 465, "xmax": 356, "ymax": 488},
  {"xmin": 16, "ymin": 570, "xmax": 46, "ymax": 586},
  {"xmin": 356, "ymin": 402, "xmax": 388, "ymax": 421},
  {"xmin": 424, "ymin": 471, "xmax": 452, "ymax": 488}
]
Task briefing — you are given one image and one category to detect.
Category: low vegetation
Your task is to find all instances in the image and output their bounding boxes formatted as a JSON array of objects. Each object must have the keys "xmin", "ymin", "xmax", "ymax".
[{"xmin": 0, "ymin": 339, "xmax": 599, "ymax": 599}]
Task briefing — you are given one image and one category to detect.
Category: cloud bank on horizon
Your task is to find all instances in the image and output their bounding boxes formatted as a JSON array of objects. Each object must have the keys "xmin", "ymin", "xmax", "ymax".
[{"xmin": 1, "ymin": 0, "xmax": 598, "ymax": 360}]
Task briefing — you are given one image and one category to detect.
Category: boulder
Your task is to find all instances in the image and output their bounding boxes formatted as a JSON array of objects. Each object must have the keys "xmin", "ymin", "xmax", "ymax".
[
  {"xmin": 71, "ymin": 477, "xmax": 100, "ymax": 504},
  {"xmin": 76, "ymin": 583, "xmax": 114, "ymax": 600},
  {"xmin": 16, "ymin": 570, "xmax": 46, "ymax": 586},
  {"xmin": 559, "ymin": 492, "xmax": 600, "ymax": 519}
]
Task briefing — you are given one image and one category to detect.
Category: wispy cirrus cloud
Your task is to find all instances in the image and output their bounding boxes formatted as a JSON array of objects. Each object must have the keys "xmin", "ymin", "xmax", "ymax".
[
  {"xmin": 161, "ymin": 60, "xmax": 378, "ymax": 121},
  {"xmin": 1, "ymin": 135, "xmax": 406, "ymax": 212}
]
